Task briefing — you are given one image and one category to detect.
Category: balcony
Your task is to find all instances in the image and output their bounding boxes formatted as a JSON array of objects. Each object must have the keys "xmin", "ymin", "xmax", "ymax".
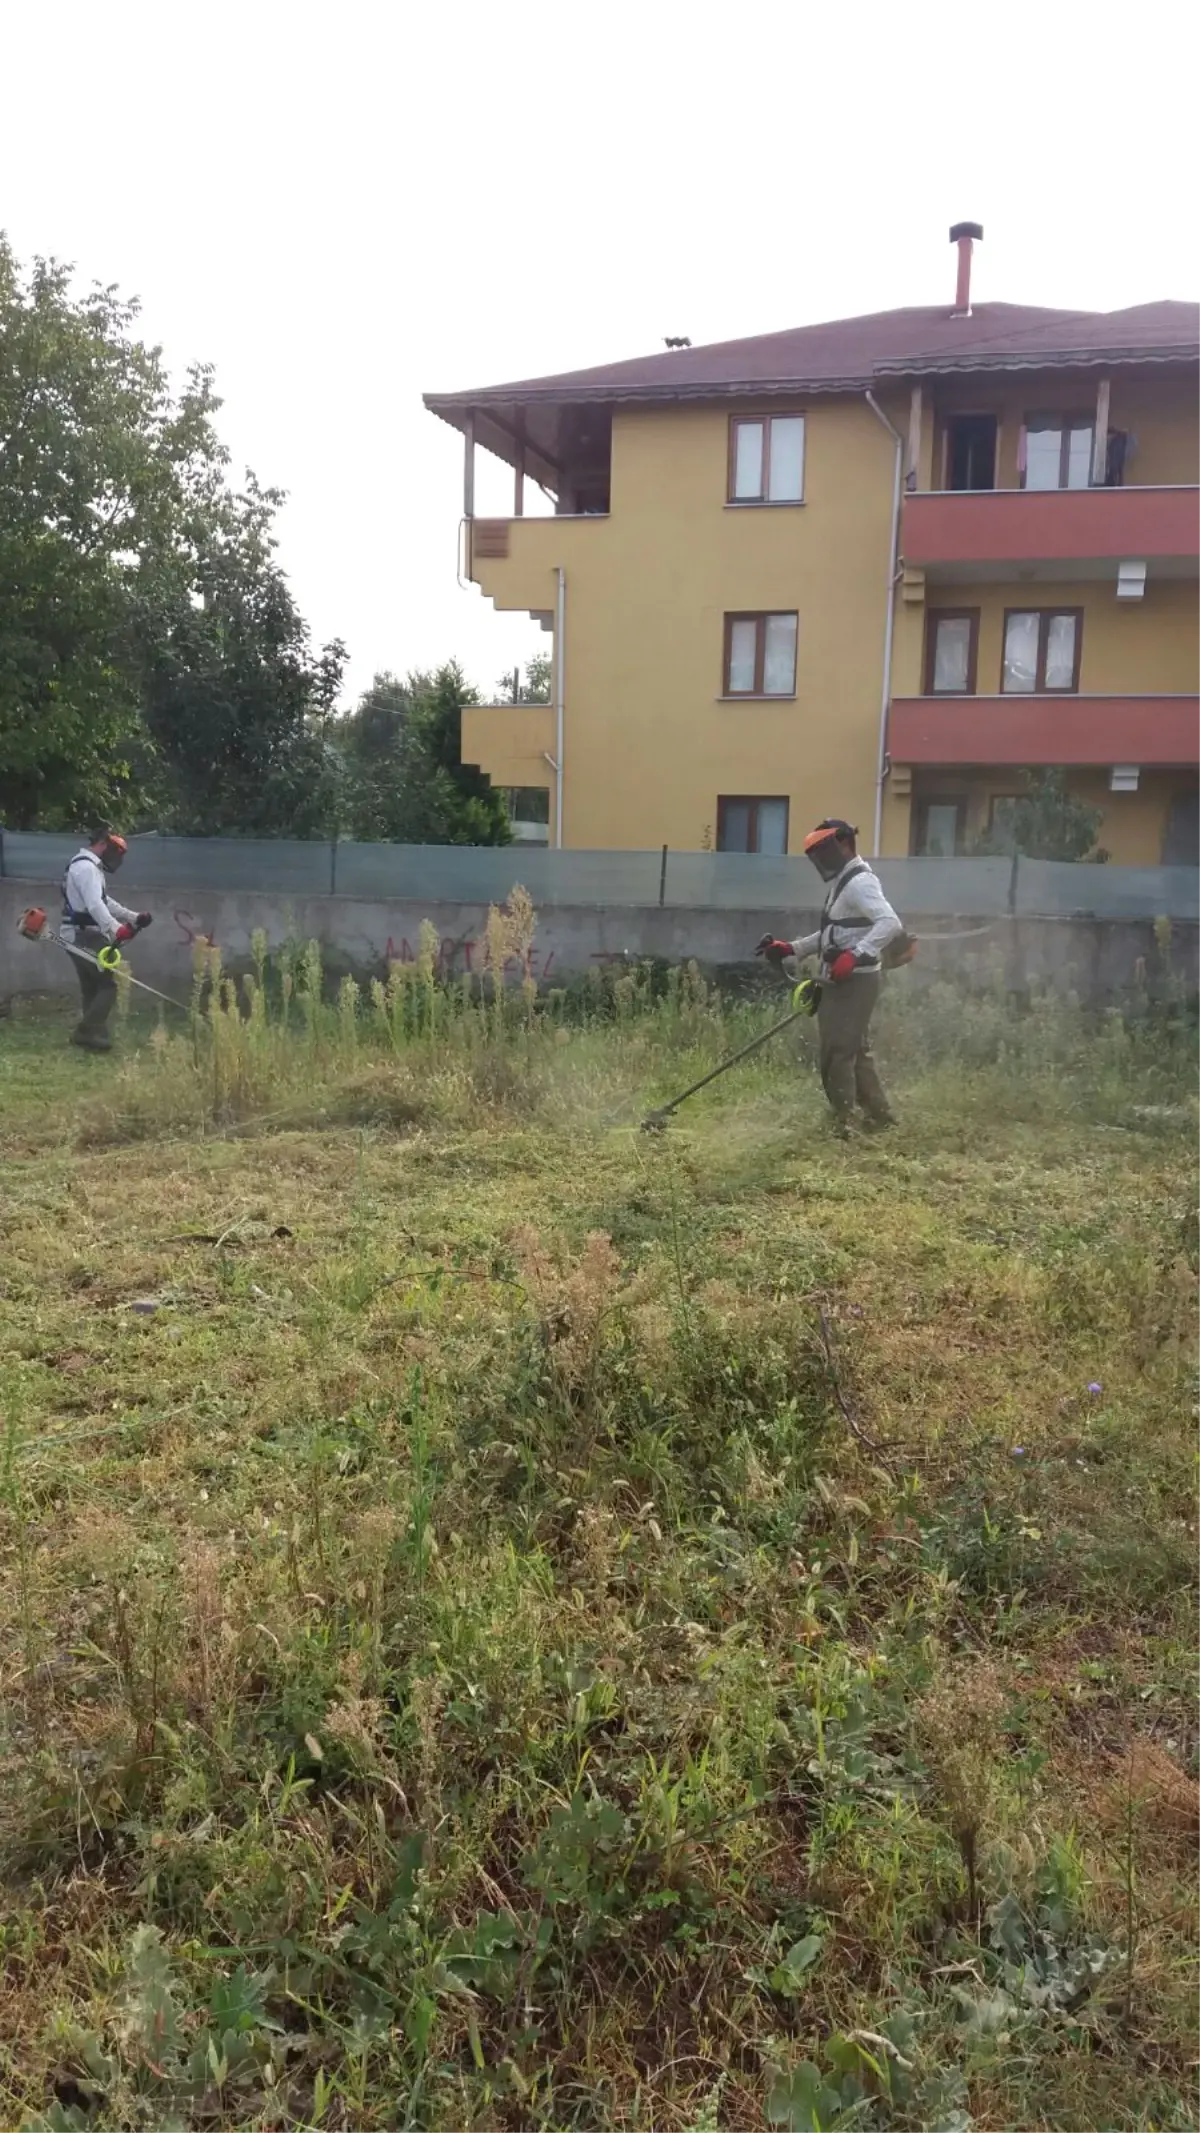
[
  {"xmin": 468, "ymin": 512, "xmax": 610, "ymax": 616},
  {"xmin": 461, "ymin": 700, "xmax": 555, "ymax": 786},
  {"xmin": 902, "ymin": 486, "xmax": 1200, "ymax": 583},
  {"xmin": 889, "ymin": 693, "xmax": 1200, "ymax": 768}
]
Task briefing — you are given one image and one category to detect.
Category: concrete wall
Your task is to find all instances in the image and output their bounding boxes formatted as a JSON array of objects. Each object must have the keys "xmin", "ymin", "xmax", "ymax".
[{"xmin": 4, "ymin": 878, "xmax": 1194, "ymax": 1008}]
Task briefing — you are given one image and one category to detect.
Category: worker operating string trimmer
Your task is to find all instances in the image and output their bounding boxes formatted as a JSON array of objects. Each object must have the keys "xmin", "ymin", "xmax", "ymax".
[
  {"xmin": 50, "ymin": 826, "xmax": 157, "ymax": 1052},
  {"xmin": 643, "ymin": 814, "xmax": 915, "ymax": 1135},
  {"xmin": 755, "ymin": 816, "xmax": 913, "ymax": 1137}
]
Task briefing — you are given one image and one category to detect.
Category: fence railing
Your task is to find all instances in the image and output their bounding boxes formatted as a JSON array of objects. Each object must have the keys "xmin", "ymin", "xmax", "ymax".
[{"xmin": 1, "ymin": 831, "xmax": 1196, "ymax": 921}]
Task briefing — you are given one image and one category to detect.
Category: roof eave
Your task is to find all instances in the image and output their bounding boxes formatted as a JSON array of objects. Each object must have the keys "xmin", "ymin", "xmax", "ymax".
[
  {"xmin": 423, "ymin": 375, "xmax": 878, "ymax": 417},
  {"xmin": 874, "ymin": 343, "xmax": 1199, "ymax": 378}
]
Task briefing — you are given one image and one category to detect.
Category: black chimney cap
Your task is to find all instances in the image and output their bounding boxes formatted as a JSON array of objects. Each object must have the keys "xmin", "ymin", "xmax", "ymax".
[{"xmin": 949, "ymin": 221, "xmax": 984, "ymax": 243}]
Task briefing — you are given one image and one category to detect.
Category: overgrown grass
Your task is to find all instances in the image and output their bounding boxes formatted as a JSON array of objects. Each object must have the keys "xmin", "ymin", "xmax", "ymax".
[{"xmin": 1, "ymin": 921, "xmax": 1196, "ymax": 2132}]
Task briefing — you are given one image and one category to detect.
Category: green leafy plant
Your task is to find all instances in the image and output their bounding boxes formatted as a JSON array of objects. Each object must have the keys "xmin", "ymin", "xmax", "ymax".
[{"xmin": 28, "ymin": 1927, "xmax": 283, "ymax": 2129}]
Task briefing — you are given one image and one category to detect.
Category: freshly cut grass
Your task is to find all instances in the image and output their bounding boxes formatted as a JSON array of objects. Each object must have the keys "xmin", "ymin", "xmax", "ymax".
[{"xmin": 0, "ymin": 954, "xmax": 1196, "ymax": 2133}]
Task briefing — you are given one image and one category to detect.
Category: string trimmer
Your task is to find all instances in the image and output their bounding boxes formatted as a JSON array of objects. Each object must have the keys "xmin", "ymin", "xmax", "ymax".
[
  {"xmin": 637, "ymin": 915, "xmax": 1004, "ymax": 1132},
  {"xmin": 641, "ymin": 978, "xmax": 820, "ymax": 1131},
  {"xmin": 16, "ymin": 907, "xmax": 190, "ymax": 1014}
]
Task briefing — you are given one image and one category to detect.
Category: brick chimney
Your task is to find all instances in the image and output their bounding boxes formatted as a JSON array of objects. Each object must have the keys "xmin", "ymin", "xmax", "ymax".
[{"xmin": 949, "ymin": 222, "xmax": 984, "ymax": 316}]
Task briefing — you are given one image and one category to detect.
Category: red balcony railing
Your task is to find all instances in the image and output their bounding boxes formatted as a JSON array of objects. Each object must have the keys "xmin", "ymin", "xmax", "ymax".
[
  {"xmin": 902, "ymin": 486, "xmax": 1199, "ymax": 569},
  {"xmin": 889, "ymin": 694, "xmax": 1200, "ymax": 767}
]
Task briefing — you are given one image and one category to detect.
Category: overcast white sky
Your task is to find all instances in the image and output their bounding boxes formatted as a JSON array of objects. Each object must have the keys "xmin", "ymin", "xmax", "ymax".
[{"xmin": 2, "ymin": 0, "xmax": 1194, "ymax": 705}]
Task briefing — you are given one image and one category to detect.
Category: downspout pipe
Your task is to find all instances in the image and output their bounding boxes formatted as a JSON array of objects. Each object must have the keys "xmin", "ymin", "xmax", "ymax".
[
  {"xmin": 554, "ymin": 566, "xmax": 566, "ymax": 848},
  {"xmin": 864, "ymin": 392, "xmax": 904, "ymax": 858}
]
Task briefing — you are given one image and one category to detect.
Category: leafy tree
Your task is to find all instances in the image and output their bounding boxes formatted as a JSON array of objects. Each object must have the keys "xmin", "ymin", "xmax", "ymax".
[
  {"xmin": 338, "ymin": 672, "xmax": 429, "ymax": 842},
  {"xmin": 341, "ymin": 664, "xmax": 510, "ymax": 845},
  {"xmin": 0, "ymin": 240, "xmax": 183, "ymax": 825},
  {"xmin": 138, "ymin": 482, "xmax": 347, "ymax": 836},
  {"xmin": 493, "ymin": 652, "xmax": 552, "ymax": 705},
  {"xmin": 0, "ymin": 236, "xmax": 345, "ymax": 834},
  {"xmin": 968, "ymin": 771, "xmax": 1107, "ymax": 863},
  {"xmin": 422, "ymin": 662, "xmax": 511, "ymax": 843}
]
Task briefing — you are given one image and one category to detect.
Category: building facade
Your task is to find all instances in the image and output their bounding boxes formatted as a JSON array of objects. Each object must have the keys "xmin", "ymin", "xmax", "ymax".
[{"xmin": 425, "ymin": 232, "xmax": 1199, "ymax": 863}]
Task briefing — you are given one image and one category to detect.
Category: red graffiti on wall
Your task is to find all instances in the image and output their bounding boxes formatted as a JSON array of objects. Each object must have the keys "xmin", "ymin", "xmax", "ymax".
[
  {"xmin": 174, "ymin": 909, "xmax": 218, "ymax": 948},
  {"xmin": 384, "ymin": 936, "xmax": 476, "ymax": 972}
]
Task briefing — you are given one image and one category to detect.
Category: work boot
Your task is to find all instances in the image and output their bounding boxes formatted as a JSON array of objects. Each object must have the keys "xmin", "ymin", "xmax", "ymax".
[
  {"xmin": 71, "ymin": 1030, "xmax": 113, "ymax": 1053},
  {"xmin": 861, "ymin": 1112, "xmax": 896, "ymax": 1134}
]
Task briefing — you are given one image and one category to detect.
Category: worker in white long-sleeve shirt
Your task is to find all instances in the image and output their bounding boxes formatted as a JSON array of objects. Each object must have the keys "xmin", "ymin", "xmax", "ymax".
[
  {"xmin": 757, "ymin": 818, "xmax": 904, "ymax": 1132},
  {"xmin": 60, "ymin": 826, "xmax": 153, "ymax": 1051}
]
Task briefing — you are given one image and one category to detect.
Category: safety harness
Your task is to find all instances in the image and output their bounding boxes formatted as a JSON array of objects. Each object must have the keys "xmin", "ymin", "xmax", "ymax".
[
  {"xmin": 61, "ymin": 850, "xmax": 108, "ymax": 930},
  {"xmin": 817, "ymin": 859, "xmax": 875, "ymax": 968},
  {"xmin": 817, "ymin": 859, "xmax": 917, "ymax": 974}
]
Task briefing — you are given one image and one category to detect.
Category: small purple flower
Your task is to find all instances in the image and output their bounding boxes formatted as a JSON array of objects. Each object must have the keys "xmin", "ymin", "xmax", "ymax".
[
  {"xmin": 1087, "ymin": 1381, "xmax": 1103, "ymax": 1396},
  {"xmin": 1011, "ymin": 1447, "xmax": 1027, "ymax": 1461}
]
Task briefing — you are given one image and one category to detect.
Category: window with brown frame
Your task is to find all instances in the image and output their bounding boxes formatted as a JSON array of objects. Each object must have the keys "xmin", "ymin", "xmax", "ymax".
[
  {"xmin": 913, "ymin": 797, "xmax": 967, "ymax": 856},
  {"xmin": 1001, "ymin": 609, "xmax": 1083, "ymax": 694},
  {"xmin": 723, "ymin": 612, "xmax": 798, "ymax": 696},
  {"xmin": 924, "ymin": 609, "xmax": 980, "ymax": 695},
  {"xmin": 716, "ymin": 796, "xmax": 790, "ymax": 854},
  {"xmin": 728, "ymin": 415, "xmax": 805, "ymax": 503},
  {"xmin": 1021, "ymin": 413, "xmax": 1094, "ymax": 491}
]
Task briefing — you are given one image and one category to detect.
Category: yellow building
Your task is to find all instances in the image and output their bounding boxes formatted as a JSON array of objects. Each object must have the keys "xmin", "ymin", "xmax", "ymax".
[{"xmin": 425, "ymin": 229, "xmax": 1199, "ymax": 864}]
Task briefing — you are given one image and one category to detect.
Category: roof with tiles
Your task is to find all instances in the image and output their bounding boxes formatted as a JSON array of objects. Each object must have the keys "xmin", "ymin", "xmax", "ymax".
[{"xmin": 426, "ymin": 301, "xmax": 1198, "ymax": 414}]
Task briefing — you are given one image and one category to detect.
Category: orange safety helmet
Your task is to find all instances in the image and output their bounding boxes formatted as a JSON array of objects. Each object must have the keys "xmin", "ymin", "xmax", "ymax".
[
  {"xmin": 89, "ymin": 825, "xmax": 128, "ymax": 872},
  {"xmin": 802, "ymin": 818, "xmax": 857, "ymax": 856}
]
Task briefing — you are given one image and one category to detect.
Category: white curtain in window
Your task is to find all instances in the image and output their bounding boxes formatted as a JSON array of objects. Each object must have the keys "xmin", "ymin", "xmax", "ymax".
[
  {"xmin": 1024, "ymin": 423, "xmax": 1062, "ymax": 490},
  {"xmin": 728, "ymin": 618, "xmax": 758, "ymax": 692},
  {"xmin": 733, "ymin": 422, "xmax": 764, "ymax": 500},
  {"xmin": 763, "ymin": 613, "xmax": 797, "ymax": 694},
  {"xmin": 767, "ymin": 417, "xmax": 805, "ymax": 501},
  {"xmin": 932, "ymin": 616, "xmax": 972, "ymax": 692},
  {"xmin": 756, "ymin": 800, "xmax": 789, "ymax": 854},
  {"xmin": 1003, "ymin": 612, "xmax": 1039, "ymax": 692},
  {"xmin": 1066, "ymin": 426, "xmax": 1094, "ymax": 489},
  {"xmin": 1045, "ymin": 613, "xmax": 1077, "ymax": 689}
]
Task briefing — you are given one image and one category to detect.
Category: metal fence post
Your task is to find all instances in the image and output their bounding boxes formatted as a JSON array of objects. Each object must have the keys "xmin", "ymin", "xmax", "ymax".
[
  {"xmin": 1007, "ymin": 851, "xmax": 1019, "ymax": 916},
  {"xmin": 330, "ymin": 838, "xmax": 338, "ymax": 896},
  {"xmin": 658, "ymin": 844, "xmax": 668, "ymax": 907}
]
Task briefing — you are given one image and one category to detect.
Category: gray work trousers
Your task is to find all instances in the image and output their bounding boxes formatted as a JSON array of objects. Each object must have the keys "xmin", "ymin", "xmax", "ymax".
[{"xmin": 816, "ymin": 971, "xmax": 892, "ymax": 1121}]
